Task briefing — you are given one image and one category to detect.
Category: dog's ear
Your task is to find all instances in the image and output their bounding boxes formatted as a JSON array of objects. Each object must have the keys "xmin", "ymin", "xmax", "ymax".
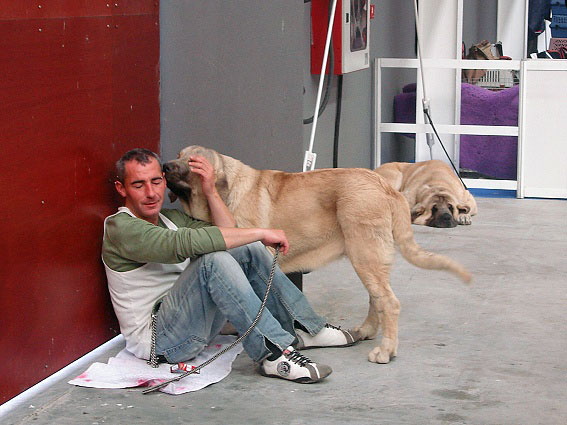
[
  {"xmin": 459, "ymin": 190, "xmax": 478, "ymax": 215},
  {"xmin": 215, "ymin": 173, "xmax": 229, "ymax": 194},
  {"xmin": 410, "ymin": 204, "xmax": 426, "ymax": 221},
  {"xmin": 168, "ymin": 191, "xmax": 178, "ymax": 203},
  {"xmin": 411, "ymin": 202, "xmax": 435, "ymax": 225},
  {"xmin": 457, "ymin": 203, "xmax": 470, "ymax": 214},
  {"xmin": 212, "ymin": 154, "xmax": 229, "ymax": 194}
]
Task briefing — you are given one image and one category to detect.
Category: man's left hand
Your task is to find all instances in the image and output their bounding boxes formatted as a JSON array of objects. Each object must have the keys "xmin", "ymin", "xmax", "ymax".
[{"xmin": 188, "ymin": 155, "xmax": 216, "ymax": 197}]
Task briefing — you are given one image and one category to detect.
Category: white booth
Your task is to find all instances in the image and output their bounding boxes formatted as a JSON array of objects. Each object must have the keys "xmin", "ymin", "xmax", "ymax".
[{"xmin": 373, "ymin": 0, "xmax": 567, "ymax": 199}]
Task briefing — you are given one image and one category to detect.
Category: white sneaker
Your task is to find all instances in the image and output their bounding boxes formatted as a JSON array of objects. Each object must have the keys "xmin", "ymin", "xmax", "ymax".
[
  {"xmin": 295, "ymin": 324, "xmax": 360, "ymax": 350},
  {"xmin": 260, "ymin": 347, "xmax": 332, "ymax": 383}
]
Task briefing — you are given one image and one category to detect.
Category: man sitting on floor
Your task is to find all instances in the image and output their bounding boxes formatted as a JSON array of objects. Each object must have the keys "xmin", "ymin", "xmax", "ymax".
[{"xmin": 102, "ymin": 148, "xmax": 359, "ymax": 383}]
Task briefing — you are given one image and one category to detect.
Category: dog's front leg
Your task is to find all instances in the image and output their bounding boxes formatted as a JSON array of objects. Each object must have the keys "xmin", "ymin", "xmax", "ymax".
[
  {"xmin": 457, "ymin": 212, "xmax": 472, "ymax": 225},
  {"xmin": 347, "ymin": 239, "xmax": 399, "ymax": 364},
  {"xmin": 457, "ymin": 197, "xmax": 476, "ymax": 225}
]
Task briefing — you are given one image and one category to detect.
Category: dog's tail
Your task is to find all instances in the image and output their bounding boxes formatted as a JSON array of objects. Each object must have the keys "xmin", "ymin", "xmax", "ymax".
[{"xmin": 391, "ymin": 193, "xmax": 472, "ymax": 283}]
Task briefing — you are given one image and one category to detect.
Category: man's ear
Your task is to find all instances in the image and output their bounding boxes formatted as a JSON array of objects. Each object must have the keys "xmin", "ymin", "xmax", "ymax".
[
  {"xmin": 168, "ymin": 191, "xmax": 178, "ymax": 203},
  {"xmin": 115, "ymin": 180, "xmax": 127, "ymax": 198}
]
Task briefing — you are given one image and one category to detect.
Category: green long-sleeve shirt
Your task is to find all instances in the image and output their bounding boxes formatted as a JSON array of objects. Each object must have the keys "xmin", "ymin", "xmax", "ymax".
[{"xmin": 102, "ymin": 208, "xmax": 226, "ymax": 272}]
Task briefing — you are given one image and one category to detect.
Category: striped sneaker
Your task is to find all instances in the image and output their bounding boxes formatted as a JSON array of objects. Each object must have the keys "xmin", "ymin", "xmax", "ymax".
[
  {"xmin": 260, "ymin": 347, "xmax": 332, "ymax": 383},
  {"xmin": 295, "ymin": 323, "xmax": 359, "ymax": 350}
]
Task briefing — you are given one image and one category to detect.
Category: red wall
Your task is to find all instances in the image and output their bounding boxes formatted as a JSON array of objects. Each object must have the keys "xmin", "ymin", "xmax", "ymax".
[{"xmin": 0, "ymin": 1, "xmax": 160, "ymax": 403}]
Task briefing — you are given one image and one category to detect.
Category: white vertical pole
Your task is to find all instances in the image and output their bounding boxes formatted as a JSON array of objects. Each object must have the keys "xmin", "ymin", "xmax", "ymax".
[
  {"xmin": 497, "ymin": 0, "xmax": 527, "ymax": 60},
  {"xmin": 413, "ymin": 0, "xmax": 428, "ymax": 162},
  {"xmin": 373, "ymin": 58, "xmax": 382, "ymax": 169},
  {"xmin": 303, "ymin": 0, "xmax": 339, "ymax": 172},
  {"xmin": 516, "ymin": 60, "xmax": 527, "ymax": 198},
  {"xmin": 454, "ymin": 0, "xmax": 463, "ymax": 168}
]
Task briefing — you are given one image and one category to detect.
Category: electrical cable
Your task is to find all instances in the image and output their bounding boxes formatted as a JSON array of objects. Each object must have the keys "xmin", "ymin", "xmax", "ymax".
[
  {"xmin": 333, "ymin": 74, "xmax": 343, "ymax": 168},
  {"xmin": 412, "ymin": 0, "xmax": 435, "ymax": 159},
  {"xmin": 413, "ymin": 0, "xmax": 467, "ymax": 191},
  {"xmin": 413, "ymin": 0, "xmax": 428, "ymax": 109},
  {"xmin": 423, "ymin": 110, "xmax": 468, "ymax": 190}
]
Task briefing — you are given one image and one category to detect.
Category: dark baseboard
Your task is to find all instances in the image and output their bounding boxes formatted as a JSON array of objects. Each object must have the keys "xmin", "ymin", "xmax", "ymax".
[{"xmin": 285, "ymin": 272, "xmax": 303, "ymax": 291}]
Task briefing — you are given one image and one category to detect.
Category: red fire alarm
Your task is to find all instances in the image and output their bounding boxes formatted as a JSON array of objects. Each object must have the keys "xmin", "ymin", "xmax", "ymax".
[{"xmin": 311, "ymin": 0, "xmax": 370, "ymax": 75}]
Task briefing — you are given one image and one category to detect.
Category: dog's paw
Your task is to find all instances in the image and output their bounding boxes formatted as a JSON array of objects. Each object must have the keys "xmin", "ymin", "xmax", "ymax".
[
  {"xmin": 368, "ymin": 347, "xmax": 391, "ymax": 364},
  {"xmin": 354, "ymin": 325, "xmax": 378, "ymax": 341},
  {"xmin": 367, "ymin": 338, "xmax": 397, "ymax": 364},
  {"xmin": 458, "ymin": 214, "xmax": 472, "ymax": 225}
]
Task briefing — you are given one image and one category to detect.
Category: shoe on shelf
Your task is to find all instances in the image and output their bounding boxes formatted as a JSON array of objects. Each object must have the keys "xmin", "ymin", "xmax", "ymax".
[
  {"xmin": 260, "ymin": 346, "xmax": 332, "ymax": 384},
  {"xmin": 295, "ymin": 323, "xmax": 360, "ymax": 350}
]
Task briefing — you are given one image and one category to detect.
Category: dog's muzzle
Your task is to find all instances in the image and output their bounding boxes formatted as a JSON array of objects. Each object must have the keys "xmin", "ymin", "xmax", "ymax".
[
  {"xmin": 431, "ymin": 212, "xmax": 458, "ymax": 228},
  {"xmin": 163, "ymin": 161, "xmax": 191, "ymax": 200},
  {"xmin": 162, "ymin": 162, "xmax": 177, "ymax": 175}
]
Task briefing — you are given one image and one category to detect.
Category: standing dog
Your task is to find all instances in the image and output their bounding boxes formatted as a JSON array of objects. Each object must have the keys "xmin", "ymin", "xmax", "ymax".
[
  {"xmin": 164, "ymin": 146, "xmax": 472, "ymax": 364},
  {"xmin": 375, "ymin": 160, "xmax": 478, "ymax": 228}
]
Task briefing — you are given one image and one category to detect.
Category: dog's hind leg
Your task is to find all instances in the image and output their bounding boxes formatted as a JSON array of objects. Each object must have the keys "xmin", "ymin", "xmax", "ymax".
[{"xmin": 344, "ymin": 235, "xmax": 400, "ymax": 364}]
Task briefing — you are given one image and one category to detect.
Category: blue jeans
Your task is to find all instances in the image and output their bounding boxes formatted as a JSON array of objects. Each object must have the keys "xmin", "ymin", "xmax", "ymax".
[{"xmin": 154, "ymin": 242, "xmax": 327, "ymax": 363}]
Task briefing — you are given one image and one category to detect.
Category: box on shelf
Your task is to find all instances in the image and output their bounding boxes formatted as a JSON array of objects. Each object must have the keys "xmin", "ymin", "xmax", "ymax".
[
  {"xmin": 476, "ymin": 69, "xmax": 517, "ymax": 90},
  {"xmin": 551, "ymin": 13, "xmax": 567, "ymax": 38},
  {"xmin": 550, "ymin": 37, "xmax": 567, "ymax": 50},
  {"xmin": 551, "ymin": 0, "xmax": 566, "ymax": 11}
]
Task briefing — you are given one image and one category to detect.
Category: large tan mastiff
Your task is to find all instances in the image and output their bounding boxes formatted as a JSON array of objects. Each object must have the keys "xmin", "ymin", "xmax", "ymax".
[
  {"xmin": 375, "ymin": 160, "xmax": 478, "ymax": 228},
  {"xmin": 164, "ymin": 146, "xmax": 472, "ymax": 364}
]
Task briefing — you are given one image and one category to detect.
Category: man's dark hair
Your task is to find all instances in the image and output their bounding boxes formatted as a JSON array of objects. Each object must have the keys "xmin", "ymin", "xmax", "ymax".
[{"xmin": 116, "ymin": 148, "xmax": 161, "ymax": 183}]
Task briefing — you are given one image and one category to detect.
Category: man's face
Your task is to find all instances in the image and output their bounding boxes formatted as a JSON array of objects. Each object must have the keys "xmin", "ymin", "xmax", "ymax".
[{"xmin": 115, "ymin": 158, "xmax": 166, "ymax": 224}]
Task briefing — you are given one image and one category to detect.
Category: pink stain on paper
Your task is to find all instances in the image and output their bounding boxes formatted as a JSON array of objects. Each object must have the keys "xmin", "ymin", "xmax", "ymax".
[{"xmin": 205, "ymin": 343, "xmax": 223, "ymax": 350}]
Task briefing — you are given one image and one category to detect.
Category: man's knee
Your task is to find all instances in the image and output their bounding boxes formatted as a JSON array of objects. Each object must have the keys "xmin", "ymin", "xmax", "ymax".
[
  {"xmin": 248, "ymin": 241, "xmax": 271, "ymax": 258},
  {"xmin": 226, "ymin": 242, "xmax": 269, "ymax": 263},
  {"xmin": 198, "ymin": 251, "xmax": 241, "ymax": 285},
  {"xmin": 201, "ymin": 250, "xmax": 253, "ymax": 292},
  {"xmin": 202, "ymin": 250, "xmax": 237, "ymax": 272}
]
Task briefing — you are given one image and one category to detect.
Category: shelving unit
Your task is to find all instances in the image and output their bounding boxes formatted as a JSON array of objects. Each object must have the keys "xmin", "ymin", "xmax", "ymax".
[
  {"xmin": 372, "ymin": 0, "xmax": 567, "ymax": 197},
  {"xmin": 373, "ymin": 57, "xmax": 522, "ymax": 192}
]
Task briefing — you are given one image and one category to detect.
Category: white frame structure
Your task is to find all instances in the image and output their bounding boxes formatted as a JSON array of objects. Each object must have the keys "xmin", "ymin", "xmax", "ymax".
[
  {"xmin": 373, "ymin": 57, "xmax": 522, "ymax": 192},
  {"xmin": 517, "ymin": 59, "xmax": 567, "ymax": 199},
  {"xmin": 372, "ymin": 0, "xmax": 531, "ymax": 194}
]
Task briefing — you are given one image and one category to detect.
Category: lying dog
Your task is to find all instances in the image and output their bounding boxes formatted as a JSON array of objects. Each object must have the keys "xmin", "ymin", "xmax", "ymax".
[
  {"xmin": 164, "ymin": 146, "xmax": 472, "ymax": 364},
  {"xmin": 375, "ymin": 160, "xmax": 478, "ymax": 228}
]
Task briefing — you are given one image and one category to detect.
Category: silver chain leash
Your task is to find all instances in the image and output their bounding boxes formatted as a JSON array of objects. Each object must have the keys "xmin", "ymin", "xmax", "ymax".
[
  {"xmin": 147, "ymin": 311, "xmax": 159, "ymax": 368},
  {"xmin": 142, "ymin": 246, "xmax": 280, "ymax": 394}
]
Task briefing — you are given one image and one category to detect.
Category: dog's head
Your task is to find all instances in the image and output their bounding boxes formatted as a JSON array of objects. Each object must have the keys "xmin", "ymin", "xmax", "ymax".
[
  {"xmin": 411, "ymin": 188, "xmax": 469, "ymax": 228},
  {"xmin": 162, "ymin": 145, "xmax": 226, "ymax": 221}
]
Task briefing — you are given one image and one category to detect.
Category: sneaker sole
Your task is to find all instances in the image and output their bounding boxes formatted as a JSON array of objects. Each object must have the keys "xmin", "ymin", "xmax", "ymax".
[
  {"xmin": 295, "ymin": 339, "xmax": 360, "ymax": 351},
  {"xmin": 259, "ymin": 368, "xmax": 331, "ymax": 384}
]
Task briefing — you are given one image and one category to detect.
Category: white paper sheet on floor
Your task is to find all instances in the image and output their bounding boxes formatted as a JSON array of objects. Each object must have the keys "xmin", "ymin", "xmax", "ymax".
[{"xmin": 68, "ymin": 335, "xmax": 243, "ymax": 395}]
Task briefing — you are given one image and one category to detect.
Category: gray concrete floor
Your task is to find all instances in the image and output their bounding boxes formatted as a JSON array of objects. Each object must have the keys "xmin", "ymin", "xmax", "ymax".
[{"xmin": 4, "ymin": 197, "xmax": 567, "ymax": 425}]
